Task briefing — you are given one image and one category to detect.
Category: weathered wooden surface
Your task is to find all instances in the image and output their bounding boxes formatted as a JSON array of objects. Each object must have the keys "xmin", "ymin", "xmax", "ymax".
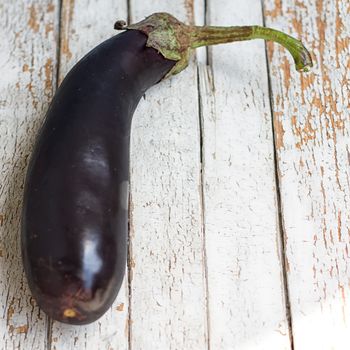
[
  {"xmin": 198, "ymin": 0, "xmax": 291, "ymax": 349},
  {"xmin": 0, "ymin": 0, "xmax": 348, "ymax": 349},
  {"xmin": 264, "ymin": 0, "xmax": 350, "ymax": 349}
]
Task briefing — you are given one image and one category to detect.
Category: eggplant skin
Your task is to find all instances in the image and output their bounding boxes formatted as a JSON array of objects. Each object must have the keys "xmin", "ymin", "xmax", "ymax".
[{"xmin": 21, "ymin": 30, "xmax": 175, "ymax": 325}]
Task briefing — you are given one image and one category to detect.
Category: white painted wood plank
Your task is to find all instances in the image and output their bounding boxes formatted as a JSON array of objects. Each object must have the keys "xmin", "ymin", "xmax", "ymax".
[
  {"xmin": 264, "ymin": 0, "xmax": 350, "ymax": 349},
  {"xmin": 128, "ymin": 1, "xmax": 208, "ymax": 349},
  {"xmin": 199, "ymin": 1, "xmax": 292, "ymax": 349},
  {"xmin": 193, "ymin": 0, "xmax": 206, "ymax": 65},
  {"xmin": 0, "ymin": 1, "xmax": 59, "ymax": 349},
  {"xmin": 50, "ymin": 1, "xmax": 129, "ymax": 349},
  {"xmin": 58, "ymin": 0, "xmax": 127, "ymax": 82}
]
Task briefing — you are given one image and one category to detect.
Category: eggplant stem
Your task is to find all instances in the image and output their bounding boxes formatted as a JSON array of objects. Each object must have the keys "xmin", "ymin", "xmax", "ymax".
[
  {"xmin": 122, "ymin": 13, "xmax": 313, "ymax": 77},
  {"xmin": 189, "ymin": 25, "xmax": 313, "ymax": 72}
]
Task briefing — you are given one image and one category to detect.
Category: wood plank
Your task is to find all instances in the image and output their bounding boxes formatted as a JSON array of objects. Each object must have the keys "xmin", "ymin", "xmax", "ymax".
[
  {"xmin": 50, "ymin": 1, "xmax": 129, "ymax": 349},
  {"xmin": 58, "ymin": 0, "xmax": 127, "ymax": 82},
  {"xmin": 264, "ymin": 0, "xmax": 350, "ymax": 348},
  {"xmin": 0, "ymin": 1, "xmax": 59, "ymax": 349},
  {"xmin": 128, "ymin": 1, "xmax": 208, "ymax": 349},
  {"xmin": 198, "ymin": 0, "xmax": 292, "ymax": 348}
]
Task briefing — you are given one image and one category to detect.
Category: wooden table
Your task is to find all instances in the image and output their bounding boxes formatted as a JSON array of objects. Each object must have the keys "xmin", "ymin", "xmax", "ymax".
[{"xmin": 0, "ymin": 0, "xmax": 349, "ymax": 349}]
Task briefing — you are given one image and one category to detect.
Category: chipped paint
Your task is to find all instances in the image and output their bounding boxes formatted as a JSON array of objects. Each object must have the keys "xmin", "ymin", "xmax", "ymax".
[
  {"xmin": 116, "ymin": 303, "xmax": 124, "ymax": 311},
  {"xmin": 274, "ymin": 112, "xmax": 285, "ymax": 149},
  {"xmin": 44, "ymin": 58, "xmax": 53, "ymax": 94},
  {"xmin": 45, "ymin": 23, "xmax": 54, "ymax": 36},
  {"xmin": 47, "ymin": 3, "xmax": 55, "ymax": 12},
  {"xmin": 184, "ymin": 0, "xmax": 194, "ymax": 24},
  {"xmin": 60, "ymin": 0, "xmax": 75, "ymax": 59},
  {"xmin": 28, "ymin": 5, "xmax": 39, "ymax": 32},
  {"xmin": 265, "ymin": 0, "xmax": 282, "ymax": 19},
  {"xmin": 6, "ymin": 298, "xmax": 15, "ymax": 324},
  {"xmin": 8, "ymin": 324, "xmax": 29, "ymax": 335}
]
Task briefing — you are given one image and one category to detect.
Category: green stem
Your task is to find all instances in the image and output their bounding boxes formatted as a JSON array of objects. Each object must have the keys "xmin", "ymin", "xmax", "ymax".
[
  {"xmin": 122, "ymin": 13, "xmax": 313, "ymax": 77},
  {"xmin": 189, "ymin": 25, "xmax": 313, "ymax": 72}
]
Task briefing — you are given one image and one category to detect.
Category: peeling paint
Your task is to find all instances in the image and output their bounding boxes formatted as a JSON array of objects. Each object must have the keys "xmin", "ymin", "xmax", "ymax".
[
  {"xmin": 28, "ymin": 5, "xmax": 39, "ymax": 32},
  {"xmin": 44, "ymin": 58, "xmax": 53, "ymax": 94},
  {"xmin": 274, "ymin": 112, "xmax": 285, "ymax": 149},
  {"xmin": 61, "ymin": 0, "xmax": 75, "ymax": 59},
  {"xmin": 265, "ymin": 0, "xmax": 282, "ymax": 19},
  {"xmin": 116, "ymin": 303, "xmax": 124, "ymax": 311},
  {"xmin": 9, "ymin": 324, "xmax": 29, "ymax": 335},
  {"xmin": 184, "ymin": 0, "xmax": 194, "ymax": 24},
  {"xmin": 47, "ymin": 3, "xmax": 55, "ymax": 12},
  {"xmin": 45, "ymin": 23, "xmax": 54, "ymax": 36}
]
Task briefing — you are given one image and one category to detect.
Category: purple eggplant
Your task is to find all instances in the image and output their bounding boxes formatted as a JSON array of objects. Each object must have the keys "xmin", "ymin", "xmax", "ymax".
[{"xmin": 21, "ymin": 13, "xmax": 312, "ymax": 325}]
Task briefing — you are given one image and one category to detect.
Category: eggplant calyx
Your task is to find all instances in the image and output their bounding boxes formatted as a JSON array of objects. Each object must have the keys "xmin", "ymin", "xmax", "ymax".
[
  {"xmin": 121, "ymin": 13, "xmax": 192, "ymax": 77},
  {"xmin": 115, "ymin": 12, "xmax": 313, "ymax": 78}
]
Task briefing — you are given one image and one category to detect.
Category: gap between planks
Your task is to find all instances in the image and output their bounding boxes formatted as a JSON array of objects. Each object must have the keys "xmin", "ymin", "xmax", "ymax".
[
  {"xmin": 260, "ymin": 0, "xmax": 294, "ymax": 348},
  {"xmin": 47, "ymin": 0, "xmax": 63, "ymax": 349},
  {"xmin": 197, "ymin": 1, "xmax": 211, "ymax": 348},
  {"xmin": 126, "ymin": 3, "xmax": 133, "ymax": 350},
  {"xmin": 197, "ymin": 66, "xmax": 211, "ymax": 350}
]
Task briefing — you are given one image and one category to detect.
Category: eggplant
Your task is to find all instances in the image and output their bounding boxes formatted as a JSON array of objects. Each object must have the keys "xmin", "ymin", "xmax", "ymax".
[{"xmin": 21, "ymin": 13, "xmax": 312, "ymax": 325}]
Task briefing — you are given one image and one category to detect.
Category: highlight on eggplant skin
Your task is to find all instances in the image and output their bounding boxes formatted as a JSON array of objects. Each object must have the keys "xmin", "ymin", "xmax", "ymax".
[{"xmin": 21, "ymin": 13, "xmax": 312, "ymax": 325}]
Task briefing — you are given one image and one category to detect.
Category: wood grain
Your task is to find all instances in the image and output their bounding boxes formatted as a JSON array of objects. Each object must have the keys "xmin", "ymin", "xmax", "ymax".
[
  {"xmin": 199, "ymin": 0, "xmax": 292, "ymax": 349},
  {"xmin": 264, "ymin": 0, "xmax": 350, "ymax": 348},
  {"xmin": 128, "ymin": 1, "xmax": 208, "ymax": 349},
  {"xmin": 0, "ymin": 1, "xmax": 59, "ymax": 349},
  {"xmin": 50, "ymin": 1, "xmax": 129, "ymax": 349}
]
